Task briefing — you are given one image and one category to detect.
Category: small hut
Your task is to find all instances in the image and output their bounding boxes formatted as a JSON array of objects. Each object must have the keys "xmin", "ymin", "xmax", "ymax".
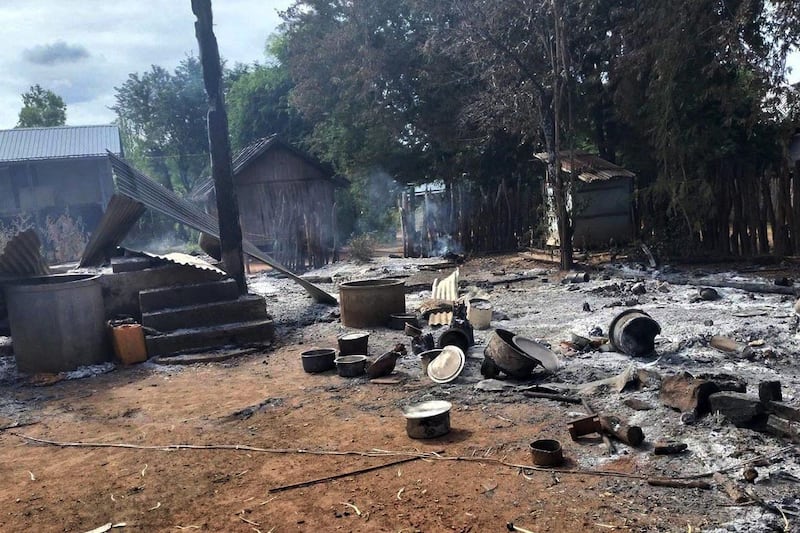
[
  {"xmin": 194, "ymin": 135, "xmax": 345, "ymax": 271},
  {"xmin": 535, "ymin": 151, "xmax": 636, "ymax": 249}
]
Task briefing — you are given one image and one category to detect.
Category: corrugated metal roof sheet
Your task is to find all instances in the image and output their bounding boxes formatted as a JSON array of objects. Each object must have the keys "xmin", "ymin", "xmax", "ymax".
[
  {"xmin": 0, "ymin": 229, "xmax": 51, "ymax": 276},
  {"xmin": 0, "ymin": 125, "xmax": 122, "ymax": 162},
  {"xmin": 534, "ymin": 151, "xmax": 635, "ymax": 183},
  {"xmin": 79, "ymin": 194, "xmax": 146, "ymax": 267}
]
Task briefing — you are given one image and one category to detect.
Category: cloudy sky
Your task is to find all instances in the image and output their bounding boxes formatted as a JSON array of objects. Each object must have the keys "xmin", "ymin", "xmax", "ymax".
[
  {"xmin": 0, "ymin": 0, "xmax": 293, "ymax": 129},
  {"xmin": 0, "ymin": 1, "xmax": 798, "ymax": 131}
]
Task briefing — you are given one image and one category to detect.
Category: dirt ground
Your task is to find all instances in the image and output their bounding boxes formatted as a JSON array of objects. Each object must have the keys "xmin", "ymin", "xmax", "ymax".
[{"xmin": 1, "ymin": 252, "xmax": 799, "ymax": 532}]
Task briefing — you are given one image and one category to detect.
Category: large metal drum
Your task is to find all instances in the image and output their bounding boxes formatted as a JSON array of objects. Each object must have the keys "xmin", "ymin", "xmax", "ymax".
[{"xmin": 338, "ymin": 279, "xmax": 405, "ymax": 328}]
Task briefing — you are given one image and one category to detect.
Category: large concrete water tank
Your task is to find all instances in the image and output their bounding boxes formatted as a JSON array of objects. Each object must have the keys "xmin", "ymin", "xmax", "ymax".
[{"xmin": 4, "ymin": 274, "xmax": 110, "ymax": 373}]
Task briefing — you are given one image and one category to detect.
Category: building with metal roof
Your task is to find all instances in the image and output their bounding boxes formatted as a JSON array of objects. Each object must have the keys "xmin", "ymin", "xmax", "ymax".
[
  {"xmin": 534, "ymin": 151, "xmax": 636, "ymax": 248},
  {"xmin": 0, "ymin": 125, "xmax": 123, "ymax": 261},
  {"xmin": 0, "ymin": 124, "xmax": 121, "ymax": 162}
]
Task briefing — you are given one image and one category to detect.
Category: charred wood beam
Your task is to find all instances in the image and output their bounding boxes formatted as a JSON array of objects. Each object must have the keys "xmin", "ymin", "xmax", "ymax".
[{"xmin": 192, "ymin": 0, "xmax": 246, "ymax": 294}]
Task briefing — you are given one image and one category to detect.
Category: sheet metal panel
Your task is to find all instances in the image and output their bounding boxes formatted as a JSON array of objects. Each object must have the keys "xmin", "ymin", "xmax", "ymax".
[{"xmin": 0, "ymin": 229, "xmax": 50, "ymax": 276}]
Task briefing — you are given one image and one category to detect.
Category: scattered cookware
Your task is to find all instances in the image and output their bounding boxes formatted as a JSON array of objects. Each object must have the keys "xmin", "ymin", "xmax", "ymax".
[
  {"xmin": 339, "ymin": 278, "xmax": 406, "ymax": 328},
  {"xmin": 300, "ymin": 348, "xmax": 336, "ymax": 373},
  {"xmin": 484, "ymin": 329, "xmax": 539, "ymax": 378},
  {"xmin": 389, "ymin": 313, "xmax": 418, "ymax": 330},
  {"xmin": 426, "ymin": 345, "xmax": 465, "ymax": 384},
  {"xmin": 338, "ymin": 332, "xmax": 369, "ymax": 356},
  {"xmin": 608, "ymin": 309, "xmax": 661, "ymax": 357},
  {"xmin": 466, "ymin": 298, "xmax": 493, "ymax": 330},
  {"xmin": 404, "ymin": 322, "xmax": 423, "ymax": 337},
  {"xmin": 418, "ymin": 348, "xmax": 443, "ymax": 374},
  {"xmin": 530, "ymin": 438, "xmax": 564, "ymax": 466},
  {"xmin": 511, "ymin": 336, "xmax": 560, "ymax": 372},
  {"xmin": 402, "ymin": 400, "xmax": 452, "ymax": 439},
  {"xmin": 334, "ymin": 354, "xmax": 367, "ymax": 377}
]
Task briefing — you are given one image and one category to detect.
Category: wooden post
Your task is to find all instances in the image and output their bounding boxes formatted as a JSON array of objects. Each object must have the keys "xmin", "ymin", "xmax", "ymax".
[{"xmin": 191, "ymin": 0, "xmax": 247, "ymax": 294}]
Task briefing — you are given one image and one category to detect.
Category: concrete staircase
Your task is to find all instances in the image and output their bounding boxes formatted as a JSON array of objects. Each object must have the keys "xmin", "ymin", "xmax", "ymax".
[{"xmin": 140, "ymin": 279, "xmax": 274, "ymax": 356}]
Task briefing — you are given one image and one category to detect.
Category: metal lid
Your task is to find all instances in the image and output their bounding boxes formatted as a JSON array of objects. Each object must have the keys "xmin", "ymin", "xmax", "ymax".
[
  {"xmin": 340, "ymin": 332, "xmax": 368, "ymax": 340},
  {"xmin": 402, "ymin": 400, "xmax": 452, "ymax": 419},
  {"xmin": 511, "ymin": 336, "xmax": 560, "ymax": 372},
  {"xmin": 426, "ymin": 345, "xmax": 465, "ymax": 383}
]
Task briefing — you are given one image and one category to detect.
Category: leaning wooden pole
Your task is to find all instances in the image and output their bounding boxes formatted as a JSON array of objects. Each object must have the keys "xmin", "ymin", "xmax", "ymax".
[{"xmin": 191, "ymin": 0, "xmax": 246, "ymax": 294}]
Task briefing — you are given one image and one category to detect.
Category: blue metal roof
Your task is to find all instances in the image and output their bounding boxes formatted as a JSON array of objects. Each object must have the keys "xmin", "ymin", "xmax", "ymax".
[{"xmin": 0, "ymin": 124, "xmax": 122, "ymax": 163}]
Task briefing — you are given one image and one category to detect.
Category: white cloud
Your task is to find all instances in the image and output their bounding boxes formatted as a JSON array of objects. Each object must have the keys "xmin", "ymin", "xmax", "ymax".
[{"xmin": 0, "ymin": 0, "xmax": 291, "ymax": 128}]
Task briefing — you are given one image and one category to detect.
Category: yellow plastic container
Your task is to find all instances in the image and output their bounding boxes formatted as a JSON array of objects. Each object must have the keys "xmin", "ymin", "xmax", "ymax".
[{"xmin": 110, "ymin": 324, "xmax": 148, "ymax": 365}]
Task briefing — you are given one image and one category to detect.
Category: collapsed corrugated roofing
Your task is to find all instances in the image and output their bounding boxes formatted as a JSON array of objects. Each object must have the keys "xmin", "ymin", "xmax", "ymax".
[{"xmin": 0, "ymin": 125, "xmax": 122, "ymax": 162}]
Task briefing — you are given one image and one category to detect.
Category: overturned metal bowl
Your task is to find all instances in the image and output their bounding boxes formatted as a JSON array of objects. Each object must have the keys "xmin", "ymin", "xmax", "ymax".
[
  {"xmin": 530, "ymin": 438, "xmax": 563, "ymax": 466},
  {"xmin": 403, "ymin": 400, "xmax": 452, "ymax": 439},
  {"xmin": 484, "ymin": 329, "xmax": 539, "ymax": 378}
]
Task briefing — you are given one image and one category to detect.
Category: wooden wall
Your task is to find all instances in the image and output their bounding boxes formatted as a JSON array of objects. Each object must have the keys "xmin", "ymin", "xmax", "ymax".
[{"xmin": 233, "ymin": 146, "xmax": 336, "ymax": 271}]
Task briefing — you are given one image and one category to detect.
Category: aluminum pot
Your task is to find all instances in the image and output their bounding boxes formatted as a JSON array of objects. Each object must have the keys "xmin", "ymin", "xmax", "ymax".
[
  {"xmin": 301, "ymin": 348, "xmax": 336, "ymax": 373},
  {"xmin": 334, "ymin": 355, "xmax": 367, "ymax": 377},
  {"xmin": 338, "ymin": 332, "xmax": 369, "ymax": 355},
  {"xmin": 403, "ymin": 400, "xmax": 452, "ymax": 439},
  {"xmin": 418, "ymin": 348, "xmax": 443, "ymax": 374}
]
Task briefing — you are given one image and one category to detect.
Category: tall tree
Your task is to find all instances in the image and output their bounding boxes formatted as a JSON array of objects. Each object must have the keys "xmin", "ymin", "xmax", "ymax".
[
  {"xmin": 226, "ymin": 38, "xmax": 311, "ymax": 150},
  {"xmin": 112, "ymin": 57, "xmax": 209, "ymax": 193},
  {"xmin": 16, "ymin": 84, "xmax": 66, "ymax": 127}
]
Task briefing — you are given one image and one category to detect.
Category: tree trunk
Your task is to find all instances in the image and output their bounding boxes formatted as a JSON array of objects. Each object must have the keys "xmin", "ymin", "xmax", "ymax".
[{"xmin": 192, "ymin": 0, "xmax": 246, "ymax": 294}]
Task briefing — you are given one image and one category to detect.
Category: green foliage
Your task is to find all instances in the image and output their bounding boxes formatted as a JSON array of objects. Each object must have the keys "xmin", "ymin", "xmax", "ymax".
[
  {"xmin": 112, "ymin": 57, "xmax": 209, "ymax": 194},
  {"xmin": 16, "ymin": 84, "xmax": 66, "ymax": 128},
  {"xmin": 347, "ymin": 233, "xmax": 376, "ymax": 263},
  {"xmin": 226, "ymin": 61, "xmax": 310, "ymax": 150}
]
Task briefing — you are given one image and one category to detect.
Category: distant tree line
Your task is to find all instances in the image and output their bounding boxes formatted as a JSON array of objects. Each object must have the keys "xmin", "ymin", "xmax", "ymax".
[{"xmin": 109, "ymin": 0, "xmax": 800, "ymax": 264}]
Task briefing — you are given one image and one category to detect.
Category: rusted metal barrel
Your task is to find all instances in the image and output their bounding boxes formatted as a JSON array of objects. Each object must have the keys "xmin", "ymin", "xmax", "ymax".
[{"xmin": 339, "ymin": 279, "xmax": 405, "ymax": 328}]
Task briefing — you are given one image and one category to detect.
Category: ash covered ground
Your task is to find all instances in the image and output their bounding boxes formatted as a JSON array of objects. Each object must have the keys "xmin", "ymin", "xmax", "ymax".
[
  {"xmin": 249, "ymin": 253, "xmax": 800, "ymax": 531},
  {"xmin": 1, "ymin": 252, "xmax": 799, "ymax": 531}
]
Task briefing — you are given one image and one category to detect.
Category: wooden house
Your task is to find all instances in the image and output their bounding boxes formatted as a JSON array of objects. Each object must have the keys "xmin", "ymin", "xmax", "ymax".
[
  {"xmin": 535, "ymin": 151, "xmax": 636, "ymax": 248},
  {"xmin": 0, "ymin": 125, "xmax": 122, "ymax": 236},
  {"xmin": 194, "ymin": 135, "xmax": 345, "ymax": 271}
]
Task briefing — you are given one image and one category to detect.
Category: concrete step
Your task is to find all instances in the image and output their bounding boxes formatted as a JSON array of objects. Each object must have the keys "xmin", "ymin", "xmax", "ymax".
[
  {"xmin": 141, "ymin": 294, "xmax": 268, "ymax": 332},
  {"xmin": 145, "ymin": 319, "xmax": 274, "ymax": 357},
  {"xmin": 139, "ymin": 279, "xmax": 240, "ymax": 313}
]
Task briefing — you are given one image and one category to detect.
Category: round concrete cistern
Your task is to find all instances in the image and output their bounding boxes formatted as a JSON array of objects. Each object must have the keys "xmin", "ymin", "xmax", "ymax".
[{"xmin": 4, "ymin": 274, "xmax": 109, "ymax": 374}]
